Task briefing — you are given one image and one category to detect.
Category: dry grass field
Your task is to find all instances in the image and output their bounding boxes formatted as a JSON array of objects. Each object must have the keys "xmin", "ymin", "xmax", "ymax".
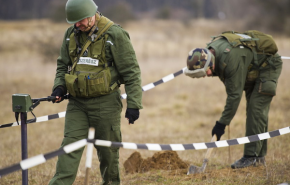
[{"xmin": 0, "ymin": 19, "xmax": 290, "ymax": 185}]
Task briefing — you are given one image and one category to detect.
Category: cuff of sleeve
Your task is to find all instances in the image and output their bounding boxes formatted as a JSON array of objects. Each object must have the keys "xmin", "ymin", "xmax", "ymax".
[
  {"xmin": 216, "ymin": 121, "xmax": 226, "ymax": 129},
  {"xmin": 53, "ymin": 85, "xmax": 65, "ymax": 94},
  {"xmin": 52, "ymin": 84, "xmax": 66, "ymax": 93},
  {"xmin": 218, "ymin": 118, "xmax": 230, "ymax": 126},
  {"xmin": 127, "ymin": 103, "xmax": 143, "ymax": 109}
]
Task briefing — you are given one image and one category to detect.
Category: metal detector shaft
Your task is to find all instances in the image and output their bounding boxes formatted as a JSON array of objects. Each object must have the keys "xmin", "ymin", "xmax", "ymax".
[
  {"xmin": 21, "ymin": 112, "xmax": 28, "ymax": 185},
  {"xmin": 31, "ymin": 94, "xmax": 69, "ymax": 103},
  {"xmin": 30, "ymin": 95, "xmax": 70, "ymax": 111}
]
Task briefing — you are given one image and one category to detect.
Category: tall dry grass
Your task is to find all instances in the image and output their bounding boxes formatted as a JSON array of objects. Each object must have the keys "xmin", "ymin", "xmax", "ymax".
[{"xmin": 0, "ymin": 19, "xmax": 290, "ymax": 184}]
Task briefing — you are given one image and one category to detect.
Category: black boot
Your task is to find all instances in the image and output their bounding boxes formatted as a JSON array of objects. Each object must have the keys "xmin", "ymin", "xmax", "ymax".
[
  {"xmin": 255, "ymin": 156, "xmax": 266, "ymax": 166},
  {"xmin": 231, "ymin": 156, "xmax": 256, "ymax": 169}
]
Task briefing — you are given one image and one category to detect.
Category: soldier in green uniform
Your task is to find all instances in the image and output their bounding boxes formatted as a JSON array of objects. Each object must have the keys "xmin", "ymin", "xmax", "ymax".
[
  {"xmin": 48, "ymin": 0, "xmax": 142, "ymax": 184},
  {"xmin": 185, "ymin": 31, "xmax": 282, "ymax": 169}
]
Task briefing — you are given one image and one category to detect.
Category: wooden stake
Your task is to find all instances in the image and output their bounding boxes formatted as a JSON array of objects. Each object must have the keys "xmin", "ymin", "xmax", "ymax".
[{"xmin": 84, "ymin": 128, "xmax": 95, "ymax": 185}]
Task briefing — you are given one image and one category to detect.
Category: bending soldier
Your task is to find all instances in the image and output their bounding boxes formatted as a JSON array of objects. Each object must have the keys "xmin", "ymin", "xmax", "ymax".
[{"xmin": 185, "ymin": 30, "xmax": 282, "ymax": 169}]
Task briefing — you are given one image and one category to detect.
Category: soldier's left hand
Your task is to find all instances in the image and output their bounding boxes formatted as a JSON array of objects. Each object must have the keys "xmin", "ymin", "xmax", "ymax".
[{"xmin": 125, "ymin": 108, "xmax": 139, "ymax": 125}]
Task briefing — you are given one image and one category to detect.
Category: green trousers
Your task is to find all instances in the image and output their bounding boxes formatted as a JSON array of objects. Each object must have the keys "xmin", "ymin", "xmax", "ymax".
[
  {"xmin": 49, "ymin": 90, "xmax": 122, "ymax": 185},
  {"xmin": 244, "ymin": 54, "xmax": 282, "ymax": 157}
]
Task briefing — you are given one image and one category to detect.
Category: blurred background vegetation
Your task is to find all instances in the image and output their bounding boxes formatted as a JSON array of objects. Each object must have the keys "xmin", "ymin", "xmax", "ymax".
[
  {"xmin": 1, "ymin": 0, "xmax": 290, "ymax": 63},
  {"xmin": 1, "ymin": 0, "xmax": 290, "ymax": 34}
]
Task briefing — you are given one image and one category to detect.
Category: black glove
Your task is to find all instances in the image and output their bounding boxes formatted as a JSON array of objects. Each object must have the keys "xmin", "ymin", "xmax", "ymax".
[
  {"xmin": 211, "ymin": 121, "xmax": 226, "ymax": 141},
  {"xmin": 51, "ymin": 86, "xmax": 65, "ymax": 103},
  {"xmin": 125, "ymin": 108, "xmax": 139, "ymax": 124}
]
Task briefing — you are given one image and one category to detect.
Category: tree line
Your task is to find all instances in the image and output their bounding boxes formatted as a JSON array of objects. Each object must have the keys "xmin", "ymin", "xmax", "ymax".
[{"xmin": 1, "ymin": 0, "xmax": 289, "ymax": 34}]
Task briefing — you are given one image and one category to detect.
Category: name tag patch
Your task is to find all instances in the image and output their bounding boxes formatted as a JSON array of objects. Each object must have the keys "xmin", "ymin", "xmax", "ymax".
[{"xmin": 78, "ymin": 57, "xmax": 99, "ymax": 66}]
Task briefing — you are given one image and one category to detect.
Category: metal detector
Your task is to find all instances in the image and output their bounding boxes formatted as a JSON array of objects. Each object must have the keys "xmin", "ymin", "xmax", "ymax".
[{"xmin": 12, "ymin": 94, "xmax": 69, "ymax": 185}]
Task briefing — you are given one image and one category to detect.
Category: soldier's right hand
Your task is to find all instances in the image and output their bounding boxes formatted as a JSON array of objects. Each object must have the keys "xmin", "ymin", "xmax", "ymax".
[
  {"xmin": 211, "ymin": 121, "xmax": 226, "ymax": 141},
  {"xmin": 51, "ymin": 86, "xmax": 65, "ymax": 103}
]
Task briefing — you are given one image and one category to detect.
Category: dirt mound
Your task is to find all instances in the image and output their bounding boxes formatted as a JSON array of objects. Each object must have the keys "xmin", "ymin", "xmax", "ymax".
[{"xmin": 123, "ymin": 151, "xmax": 189, "ymax": 174}]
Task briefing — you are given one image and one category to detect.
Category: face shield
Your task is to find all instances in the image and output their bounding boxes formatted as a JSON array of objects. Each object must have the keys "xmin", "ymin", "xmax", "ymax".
[{"xmin": 184, "ymin": 48, "xmax": 212, "ymax": 78}]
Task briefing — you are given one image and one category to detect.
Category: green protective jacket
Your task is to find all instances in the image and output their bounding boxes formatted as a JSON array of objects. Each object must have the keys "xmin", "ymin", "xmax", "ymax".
[
  {"xmin": 207, "ymin": 38, "xmax": 254, "ymax": 125},
  {"xmin": 52, "ymin": 23, "xmax": 143, "ymax": 109}
]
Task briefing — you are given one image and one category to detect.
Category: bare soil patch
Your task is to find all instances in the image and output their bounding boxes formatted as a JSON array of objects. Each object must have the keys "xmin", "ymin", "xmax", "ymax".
[{"xmin": 124, "ymin": 151, "xmax": 189, "ymax": 174}]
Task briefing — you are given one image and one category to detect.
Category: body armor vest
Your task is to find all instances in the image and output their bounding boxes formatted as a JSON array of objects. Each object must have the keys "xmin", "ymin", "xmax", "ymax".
[{"xmin": 65, "ymin": 15, "xmax": 117, "ymax": 98}]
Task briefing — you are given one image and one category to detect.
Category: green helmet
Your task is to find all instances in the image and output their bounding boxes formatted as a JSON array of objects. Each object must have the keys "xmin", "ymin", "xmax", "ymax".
[
  {"xmin": 187, "ymin": 48, "xmax": 214, "ymax": 70},
  {"xmin": 65, "ymin": 0, "xmax": 98, "ymax": 24},
  {"xmin": 185, "ymin": 48, "xmax": 215, "ymax": 78}
]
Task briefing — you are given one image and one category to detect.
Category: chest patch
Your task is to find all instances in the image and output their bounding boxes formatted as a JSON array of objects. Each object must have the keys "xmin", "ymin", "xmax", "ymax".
[{"xmin": 78, "ymin": 57, "xmax": 99, "ymax": 66}]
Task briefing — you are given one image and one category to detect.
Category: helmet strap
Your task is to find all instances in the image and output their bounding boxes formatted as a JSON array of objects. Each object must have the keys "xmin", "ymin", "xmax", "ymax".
[
  {"xmin": 83, "ymin": 16, "xmax": 94, "ymax": 32},
  {"xmin": 203, "ymin": 48, "xmax": 212, "ymax": 70},
  {"xmin": 87, "ymin": 13, "xmax": 100, "ymax": 39},
  {"xmin": 209, "ymin": 67, "xmax": 215, "ymax": 77}
]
